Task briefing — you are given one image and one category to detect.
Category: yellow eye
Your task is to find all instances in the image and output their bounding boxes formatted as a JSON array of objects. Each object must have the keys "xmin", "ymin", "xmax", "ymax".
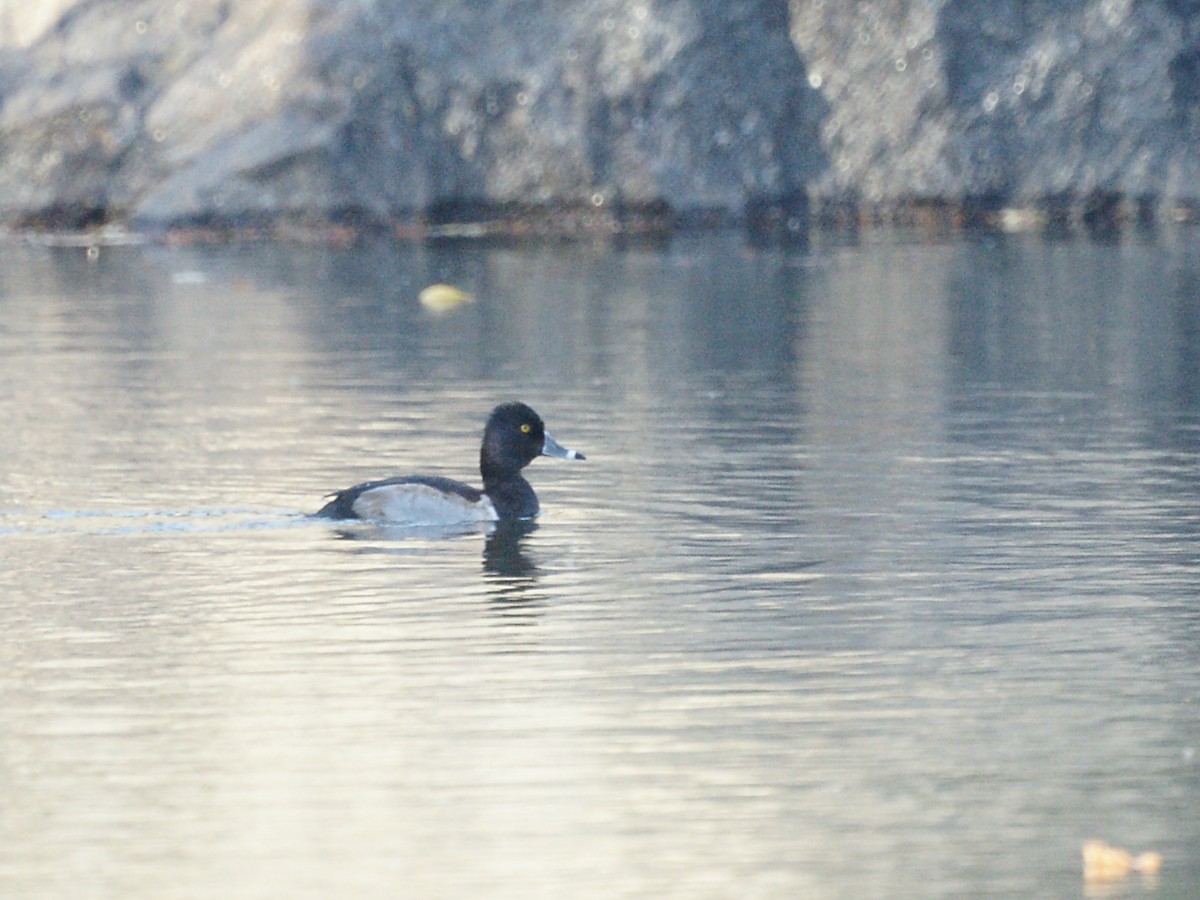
[{"xmin": 520, "ymin": 423, "xmax": 531, "ymax": 434}]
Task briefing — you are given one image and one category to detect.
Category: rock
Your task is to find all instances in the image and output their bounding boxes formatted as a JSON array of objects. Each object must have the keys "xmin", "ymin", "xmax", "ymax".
[
  {"xmin": 0, "ymin": 0, "xmax": 1198, "ymax": 232},
  {"xmin": 0, "ymin": 0, "xmax": 822, "ymax": 231},
  {"xmin": 792, "ymin": 0, "xmax": 1200, "ymax": 223}
]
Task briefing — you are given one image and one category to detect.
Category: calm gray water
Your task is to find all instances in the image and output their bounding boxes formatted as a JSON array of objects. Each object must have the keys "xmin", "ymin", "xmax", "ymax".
[{"xmin": 1, "ymin": 232, "xmax": 1198, "ymax": 899}]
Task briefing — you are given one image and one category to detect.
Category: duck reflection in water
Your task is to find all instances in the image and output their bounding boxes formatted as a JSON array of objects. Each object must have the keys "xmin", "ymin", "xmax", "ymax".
[
  {"xmin": 325, "ymin": 517, "xmax": 543, "ymax": 599},
  {"xmin": 483, "ymin": 518, "xmax": 540, "ymax": 584}
]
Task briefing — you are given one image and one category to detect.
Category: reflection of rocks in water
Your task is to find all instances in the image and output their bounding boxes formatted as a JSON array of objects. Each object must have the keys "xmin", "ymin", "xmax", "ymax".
[{"xmin": 483, "ymin": 520, "xmax": 541, "ymax": 605}]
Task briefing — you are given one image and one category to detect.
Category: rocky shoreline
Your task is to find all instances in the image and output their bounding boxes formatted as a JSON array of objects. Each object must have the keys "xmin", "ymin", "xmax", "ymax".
[{"xmin": 2, "ymin": 1, "xmax": 1198, "ymax": 237}]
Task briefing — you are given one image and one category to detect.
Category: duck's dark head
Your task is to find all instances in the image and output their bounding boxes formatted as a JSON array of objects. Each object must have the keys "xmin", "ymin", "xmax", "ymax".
[{"xmin": 480, "ymin": 402, "xmax": 584, "ymax": 484}]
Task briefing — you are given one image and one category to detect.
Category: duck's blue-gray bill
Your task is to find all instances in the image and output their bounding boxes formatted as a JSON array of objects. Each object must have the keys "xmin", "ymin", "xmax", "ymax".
[{"xmin": 541, "ymin": 432, "xmax": 585, "ymax": 460}]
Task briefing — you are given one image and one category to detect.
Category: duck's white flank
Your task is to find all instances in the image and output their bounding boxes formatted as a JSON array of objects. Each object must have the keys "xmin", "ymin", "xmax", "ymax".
[{"xmin": 350, "ymin": 483, "xmax": 498, "ymax": 525}]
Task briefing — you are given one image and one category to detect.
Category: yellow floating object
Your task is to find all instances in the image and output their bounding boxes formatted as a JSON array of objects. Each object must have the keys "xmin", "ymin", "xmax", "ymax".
[
  {"xmin": 418, "ymin": 283, "xmax": 474, "ymax": 311},
  {"xmin": 1082, "ymin": 840, "xmax": 1162, "ymax": 882},
  {"xmin": 1134, "ymin": 851, "xmax": 1163, "ymax": 875}
]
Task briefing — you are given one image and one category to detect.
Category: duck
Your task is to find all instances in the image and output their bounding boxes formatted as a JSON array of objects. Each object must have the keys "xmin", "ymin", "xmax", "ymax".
[{"xmin": 315, "ymin": 402, "xmax": 584, "ymax": 524}]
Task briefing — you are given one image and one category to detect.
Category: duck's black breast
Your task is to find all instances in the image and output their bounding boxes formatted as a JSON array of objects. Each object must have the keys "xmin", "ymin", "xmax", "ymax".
[
  {"xmin": 316, "ymin": 475, "xmax": 492, "ymax": 523},
  {"xmin": 483, "ymin": 474, "xmax": 540, "ymax": 520}
]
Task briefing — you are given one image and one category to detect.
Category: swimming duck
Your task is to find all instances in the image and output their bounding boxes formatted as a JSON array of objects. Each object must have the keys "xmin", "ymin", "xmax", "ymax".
[{"xmin": 315, "ymin": 402, "xmax": 584, "ymax": 524}]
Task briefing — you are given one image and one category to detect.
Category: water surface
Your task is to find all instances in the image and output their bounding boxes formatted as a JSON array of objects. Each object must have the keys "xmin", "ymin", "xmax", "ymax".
[{"xmin": 1, "ymin": 232, "xmax": 1198, "ymax": 898}]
